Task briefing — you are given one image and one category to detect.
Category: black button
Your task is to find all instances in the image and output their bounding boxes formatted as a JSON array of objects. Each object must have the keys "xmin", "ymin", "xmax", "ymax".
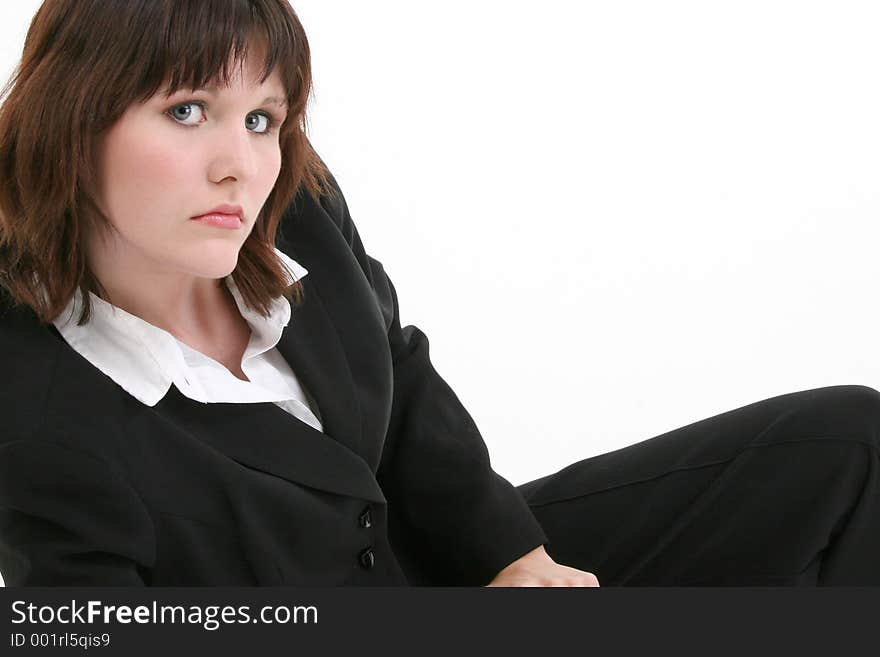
[
  {"xmin": 359, "ymin": 507, "xmax": 372, "ymax": 528},
  {"xmin": 359, "ymin": 547, "xmax": 375, "ymax": 570}
]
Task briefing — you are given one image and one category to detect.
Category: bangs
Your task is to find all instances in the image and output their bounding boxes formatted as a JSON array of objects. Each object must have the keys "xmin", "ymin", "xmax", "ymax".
[{"xmin": 105, "ymin": 0, "xmax": 308, "ymax": 117}]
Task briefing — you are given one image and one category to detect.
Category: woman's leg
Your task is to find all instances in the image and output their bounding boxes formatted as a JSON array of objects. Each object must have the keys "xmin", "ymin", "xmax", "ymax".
[{"xmin": 516, "ymin": 384, "xmax": 880, "ymax": 585}]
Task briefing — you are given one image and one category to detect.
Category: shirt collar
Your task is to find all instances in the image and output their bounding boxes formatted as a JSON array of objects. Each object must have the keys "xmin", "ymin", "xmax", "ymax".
[{"xmin": 52, "ymin": 247, "xmax": 307, "ymax": 406}]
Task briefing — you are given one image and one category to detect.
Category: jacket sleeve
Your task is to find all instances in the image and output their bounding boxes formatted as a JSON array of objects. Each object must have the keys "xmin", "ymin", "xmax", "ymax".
[
  {"xmin": 0, "ymin": 439, "xmax": 155, "ymax": 586},
  {"xmin": 315, "ymin": 173, "xmax": 549, "ymax": 586}
]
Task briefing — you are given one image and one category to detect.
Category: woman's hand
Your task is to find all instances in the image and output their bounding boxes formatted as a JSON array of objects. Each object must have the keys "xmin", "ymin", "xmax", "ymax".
[{"xmin": 485, "ymin": 545, "xmax": 601, "ymax": 587}]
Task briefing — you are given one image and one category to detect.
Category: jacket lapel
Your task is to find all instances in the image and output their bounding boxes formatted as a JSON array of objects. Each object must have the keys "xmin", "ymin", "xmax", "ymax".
[
  {"xmin": 149, "ymin": 385, "xmax": 386, "ymax": 504},
  {"xmin": 273, "ymin": 270, "xmax": 364, "ymax": 459}
]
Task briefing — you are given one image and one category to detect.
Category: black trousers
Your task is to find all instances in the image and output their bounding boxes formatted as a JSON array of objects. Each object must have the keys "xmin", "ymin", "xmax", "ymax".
[{"xmin": 514, "ymin": 384, "xmax": 880, "ymax": 586}]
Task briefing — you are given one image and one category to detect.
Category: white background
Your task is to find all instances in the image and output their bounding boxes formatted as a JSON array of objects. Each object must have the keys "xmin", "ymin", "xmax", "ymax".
[{"xmin": 2, "ymin": 1, "xmax": 878, "ymax": 488}]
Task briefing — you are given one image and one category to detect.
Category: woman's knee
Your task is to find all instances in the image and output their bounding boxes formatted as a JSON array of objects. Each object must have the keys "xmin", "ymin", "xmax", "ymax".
[{"xmin": 759, "ymin": 384, "xmax": 880, "ymax": 448}]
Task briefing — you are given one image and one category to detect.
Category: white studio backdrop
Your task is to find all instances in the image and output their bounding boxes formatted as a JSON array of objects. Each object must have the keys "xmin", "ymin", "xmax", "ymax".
[{"xmin": 1, "ymin": 1, "xmax": 877, "ymax": 487}]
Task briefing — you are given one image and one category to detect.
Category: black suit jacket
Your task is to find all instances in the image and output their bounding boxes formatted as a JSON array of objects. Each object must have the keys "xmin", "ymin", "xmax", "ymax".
[{"xmin": 0, "ymin": 172, "xmax": 548, "ymax": 586}]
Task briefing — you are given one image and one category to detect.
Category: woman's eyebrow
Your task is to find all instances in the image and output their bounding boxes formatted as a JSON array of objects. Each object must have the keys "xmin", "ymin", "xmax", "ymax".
[
  {"xmin": 265, "ymin": 97, "xmax": 288, "ymax": 108},
  {"xmin": 255, "ymin": 94, "xmax": 288, "ymax": 107}
]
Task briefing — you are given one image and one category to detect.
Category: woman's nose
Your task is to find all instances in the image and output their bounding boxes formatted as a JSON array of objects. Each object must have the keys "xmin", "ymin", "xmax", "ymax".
[{"xmin": 207, "ymin": 125, "xmax": 259, "ymax": 183}]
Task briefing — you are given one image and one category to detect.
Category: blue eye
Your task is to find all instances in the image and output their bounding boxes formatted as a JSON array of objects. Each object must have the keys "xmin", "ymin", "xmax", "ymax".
[
  {"xmin": 167, "ymin": 101, "xmax": 206, "ymax": 126},
  {"xmin": 165, "ymin": 100, "xmax": 282, "ymax": 136},
  {"xmin": 245, "ymin": 113, "xmax": 272, "ymax": 133}
]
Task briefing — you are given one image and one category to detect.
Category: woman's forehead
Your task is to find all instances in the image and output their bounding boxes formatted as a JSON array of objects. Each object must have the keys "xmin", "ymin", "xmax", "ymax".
[
  {"xmin": 157, "ymin": 54, "xmax": 286, "ymax": 98},
  {"xmin": 155, "ymin": 34, "xmax": 283, "ymax": 90}
]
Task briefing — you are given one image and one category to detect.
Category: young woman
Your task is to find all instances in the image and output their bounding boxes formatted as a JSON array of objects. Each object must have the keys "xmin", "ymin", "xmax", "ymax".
[{"xmin": 0, "ymin": 0, "xmax": 877, "ymax": 587}]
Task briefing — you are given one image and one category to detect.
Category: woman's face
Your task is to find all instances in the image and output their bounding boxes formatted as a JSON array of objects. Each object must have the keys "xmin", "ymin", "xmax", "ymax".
[{"xmin": 90, "ymin": 52, "xmax": 288, "ymax": 282}]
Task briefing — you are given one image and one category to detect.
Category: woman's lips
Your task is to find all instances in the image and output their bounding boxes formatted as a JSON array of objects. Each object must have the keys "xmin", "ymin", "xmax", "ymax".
[{"xmin": 190, "ymin": 213, "xmax": 242, "ymax": 229}]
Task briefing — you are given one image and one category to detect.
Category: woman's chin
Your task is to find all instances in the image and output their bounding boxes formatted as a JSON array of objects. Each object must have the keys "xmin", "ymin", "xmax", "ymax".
[{"xmin": 181, "ymin": 246, "xmax": 243, "ymax": 280}]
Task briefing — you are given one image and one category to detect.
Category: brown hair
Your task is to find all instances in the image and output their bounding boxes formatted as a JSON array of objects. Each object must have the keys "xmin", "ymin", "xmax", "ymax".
[{"xmin": 0, "ymin": 0, "xmax": 333, "ymax": 326}]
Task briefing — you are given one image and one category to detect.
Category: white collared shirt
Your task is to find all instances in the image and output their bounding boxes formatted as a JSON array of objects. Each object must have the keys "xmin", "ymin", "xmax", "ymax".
[{"xmin": 51, "ymin": 248, "xmax": 324, "ymax": 432}]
